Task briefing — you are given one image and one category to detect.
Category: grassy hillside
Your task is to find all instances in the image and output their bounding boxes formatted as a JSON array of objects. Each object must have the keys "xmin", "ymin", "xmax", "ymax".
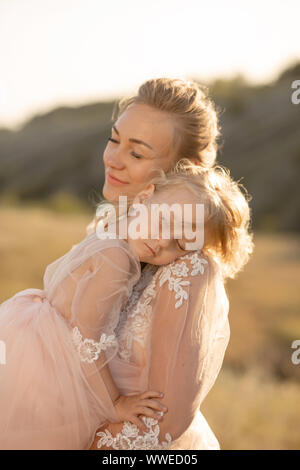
[{"xmin": 1, "ymin": 62, "xmax": 300, "ymax": 232}]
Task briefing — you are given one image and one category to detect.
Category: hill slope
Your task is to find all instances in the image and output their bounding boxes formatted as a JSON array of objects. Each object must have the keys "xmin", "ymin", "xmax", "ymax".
[{"xmin": 1, "ymin": 65, "xmax": 299, "ymax": 231}]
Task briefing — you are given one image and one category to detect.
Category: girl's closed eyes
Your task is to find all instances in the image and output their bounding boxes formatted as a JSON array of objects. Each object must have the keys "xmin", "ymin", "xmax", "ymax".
[{"xmin": 123, "ymin": 184, "xmax": 201, "ymax": 266}]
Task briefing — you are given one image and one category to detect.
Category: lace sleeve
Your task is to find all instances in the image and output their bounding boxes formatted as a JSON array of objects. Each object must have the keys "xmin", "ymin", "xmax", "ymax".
[
  {"xmin": 144, "ymin": 252, "xmax": 230, "ymax": 448},
  {"xmin": 93, "ymin": 251, "xmax": 230, "ymax": 450},
  {"xmin": 42, "ymin": 235, "xmax": 141, "ymax": 430},
  {"xmin": 69, "ymin": 243, "xmax": 140, "ymax": 371}
]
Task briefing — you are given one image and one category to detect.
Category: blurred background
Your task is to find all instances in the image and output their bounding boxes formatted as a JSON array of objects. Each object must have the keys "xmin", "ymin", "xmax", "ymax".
[{"xmin": 0, "ymin": 0, "xmax": 300, "ymax": 449}]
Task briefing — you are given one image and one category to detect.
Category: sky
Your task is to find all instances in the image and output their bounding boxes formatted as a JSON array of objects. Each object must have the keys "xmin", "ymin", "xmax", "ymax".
[{"xmin": 0, "ymin": 0, "xmax": 299, "ymax": 130}]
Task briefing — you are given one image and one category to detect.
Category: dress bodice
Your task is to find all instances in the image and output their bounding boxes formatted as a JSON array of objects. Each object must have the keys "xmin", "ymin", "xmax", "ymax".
[{"xmin": 115, "ymin": 263, "xmax": 158, "ymax": 366}]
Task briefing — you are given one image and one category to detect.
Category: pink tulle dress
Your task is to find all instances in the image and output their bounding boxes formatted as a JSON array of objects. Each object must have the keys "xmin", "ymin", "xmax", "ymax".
[{"xmin": 0, "ymin": 232, "xmax": 141, "ymax": 449}]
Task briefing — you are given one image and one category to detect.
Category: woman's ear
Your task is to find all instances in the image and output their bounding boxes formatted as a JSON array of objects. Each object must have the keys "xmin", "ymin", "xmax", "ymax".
[{"xmin": 133, "ymin": 183, "xmax": 155, "ymax": 205}]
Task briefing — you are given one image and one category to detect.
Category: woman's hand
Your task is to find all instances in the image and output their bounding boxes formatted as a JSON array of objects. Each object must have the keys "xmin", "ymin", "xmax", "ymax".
[{"xmin": 114, "ymin": 391, "xmax": 168, "ymax": 432}]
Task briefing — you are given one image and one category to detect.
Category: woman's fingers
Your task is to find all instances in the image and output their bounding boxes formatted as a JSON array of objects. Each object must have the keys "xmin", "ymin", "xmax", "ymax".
[
  {"xmin": 140, "ymin": 391, "xmax": 164, "ymax": 399},
  {"xmin": 139, "ymin": 399, "xmax": 168, "ymax": 412},
  {"xmin": 131, "ymin": 416, "xmax": 148, "ymax": 433},
  {"xmin": 136, "ymin": 406, "xmax": 165, "ymax": 421}
]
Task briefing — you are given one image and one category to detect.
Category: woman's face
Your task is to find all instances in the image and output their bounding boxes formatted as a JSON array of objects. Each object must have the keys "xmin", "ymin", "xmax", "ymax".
[{"xmin": 103, "ymin": 103, "xmax": 177, "ymax": 202}]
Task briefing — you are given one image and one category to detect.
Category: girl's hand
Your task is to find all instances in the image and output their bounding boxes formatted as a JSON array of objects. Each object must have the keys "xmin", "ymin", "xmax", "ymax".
[{"xmin": 114, "ymin": 391, "xmax": 168, "ymax": 432}]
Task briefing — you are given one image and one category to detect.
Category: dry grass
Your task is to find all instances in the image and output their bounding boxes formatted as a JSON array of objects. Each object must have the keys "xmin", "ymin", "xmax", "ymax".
[
  {"xmin": 0, "ymin": 205, "xmax": 299, "ymax": 449},
  {"xmin": 224, "ymin": 232, "xmax": 300, "ymax": 380},
  {"xmin": 203, "ymin": 366, "xmax": 300, "ymax": 450},
  {"xmin": 0, "ymin": 205, "xmax": 92, "ymax": 300}
]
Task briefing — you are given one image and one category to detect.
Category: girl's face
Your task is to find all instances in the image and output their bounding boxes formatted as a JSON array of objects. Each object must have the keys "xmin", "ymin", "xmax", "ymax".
[
  {"xmin": 126, "ymin": 185, "xmax": 202, "ymax": 266},
  {"xmin": 103, "ymin": 103, "xmax": 177, "ymax": 202}
]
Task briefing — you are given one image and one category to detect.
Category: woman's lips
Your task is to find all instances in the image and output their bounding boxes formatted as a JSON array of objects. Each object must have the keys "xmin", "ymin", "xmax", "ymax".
[
  {"xmin": 106, "ymin": 172, "xmax": 128, "ymax": 186},
  {"xmin": 144, "ymin": 243, "xmax": 156, "ymax": 256}
]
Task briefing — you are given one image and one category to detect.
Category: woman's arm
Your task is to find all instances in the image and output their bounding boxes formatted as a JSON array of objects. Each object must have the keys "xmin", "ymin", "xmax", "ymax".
[
  {"xmin": 68, "ymin": 245, "xmax": 137, "ymax": 425},
  {"xmin": 98, "ymin": 363, "xmax": 120, "ymax": 404},
  {"xmin": 70, "ymin": 246, "xmax": 166, "ymax": 432},
  {"xmin": 90, "ymin": 251, "xmax": 230, "ymax": 450}
]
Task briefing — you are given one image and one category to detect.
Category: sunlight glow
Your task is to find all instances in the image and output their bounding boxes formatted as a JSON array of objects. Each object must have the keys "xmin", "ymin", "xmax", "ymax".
[{"xmin": 0, "ymin": 0, "xmax": 299, "ymax": 129}]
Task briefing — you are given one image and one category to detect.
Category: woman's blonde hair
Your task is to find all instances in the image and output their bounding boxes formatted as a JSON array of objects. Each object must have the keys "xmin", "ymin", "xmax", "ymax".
[
  {"xmin": 87, "ymin": 77, "xmax": 221, "ymax": 233},
  {"xmin": 114, "ymin": 77, "xmax": 221, "ymax": 168},
  {"xmin": 146, "ymin": 159, "xmax": 254, "ymax": 281}
]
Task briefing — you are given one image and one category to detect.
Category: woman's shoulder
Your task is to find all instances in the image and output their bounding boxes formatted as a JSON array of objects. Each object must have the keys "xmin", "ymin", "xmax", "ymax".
[
  {"xmin": 136, "ymin": 250, "xmax": 216, "ymax": 311},
  {"xmin": 152, "ymin": 249, "xmax": 216, "ymax": 281}
]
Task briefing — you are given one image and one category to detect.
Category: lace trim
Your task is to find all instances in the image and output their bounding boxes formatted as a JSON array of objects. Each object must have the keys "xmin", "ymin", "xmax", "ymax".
[
  {"xmin": 115, "ymin": 267, "xmax": 157, "ymax": 362},
  {"xmin": 158, "ymin": 253, "xmax": 208, "ymax": 308},
  {"xmin": 96, "ymin": 416, "xmax": 172, "ymax": 450},
  {"xmin": 72, "ymin": 326, "xmax": 117, "ymax": 363},
  {"xmin": 116, "ymin": 251, "xmax": 208, "ymax": 362}
]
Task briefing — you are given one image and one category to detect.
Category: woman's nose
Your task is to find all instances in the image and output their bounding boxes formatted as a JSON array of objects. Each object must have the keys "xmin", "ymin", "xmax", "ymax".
[{"xmin": 104, "ymin": 149, "xmax": 125, "ymax": 170}]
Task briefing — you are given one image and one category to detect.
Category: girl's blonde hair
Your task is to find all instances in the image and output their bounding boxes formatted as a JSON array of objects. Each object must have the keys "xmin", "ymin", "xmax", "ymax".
[
  {"xmin": 114, "ymin": 77, "xmax": 221, "ymax": 168},
  {"xmin": 91, "ymin": 160, "xmax": 254, "ymax": 282},
  {"xmin": 147, "ymin": 159, "xmax": 254, "ymax": 281}
]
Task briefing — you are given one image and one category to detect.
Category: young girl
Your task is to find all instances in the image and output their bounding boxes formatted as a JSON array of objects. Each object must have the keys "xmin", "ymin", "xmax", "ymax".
[{"xmin": 0, "ymin": 161, "xmax": 253, "ymax": 450}]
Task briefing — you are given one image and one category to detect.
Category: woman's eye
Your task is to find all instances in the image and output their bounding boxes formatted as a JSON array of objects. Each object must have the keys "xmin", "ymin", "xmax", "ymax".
[
  {"xmin": 107, "ymin": 137, "xmax": 143, "ymax": 159},
  {"xmin": 131, "ymin": 152, "xmax": 143, "ymax": 159}
]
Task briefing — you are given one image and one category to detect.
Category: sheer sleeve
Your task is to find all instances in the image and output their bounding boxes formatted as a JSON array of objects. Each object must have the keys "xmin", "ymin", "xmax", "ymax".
[
  {"xmin": 143, "ymin": 252, "xmax": 229, "ymax": 448},
  {"xmin": 44, "ymin": 234, "xmax": 141, "ymax": 373},
  {"xmin": 69, "ymin": 248, "xmax": 126, "ymax": 363},
  {"xmin": 93, "ymin": 251, "xmax": 230, "ymax": 449},
  {"xmin": 44, "ymin": 236, "xmax": 141, "ymax": 428}
]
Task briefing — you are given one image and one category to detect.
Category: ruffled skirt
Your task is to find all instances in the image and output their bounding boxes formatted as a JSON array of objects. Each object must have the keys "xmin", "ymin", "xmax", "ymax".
[{"xmin": 0, "ymin": 288, "xmax": 111, "ymax": 450}]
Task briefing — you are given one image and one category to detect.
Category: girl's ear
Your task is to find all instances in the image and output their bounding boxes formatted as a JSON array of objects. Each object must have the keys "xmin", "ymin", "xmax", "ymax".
[
  {"xmin": 189, "ymin": 158, "xmax": 201, "ymax": 166},
  {"xmin": 133, "ymin": 183, "xmax": 155, "ymax": 205}
]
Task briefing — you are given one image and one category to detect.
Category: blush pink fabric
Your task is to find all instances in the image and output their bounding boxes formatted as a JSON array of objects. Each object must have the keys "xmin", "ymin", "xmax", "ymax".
[
  {"xmin": 0, "ymin": 228, "xmax": 230, "ymax": 450},
  {"xmin": 94, "ymin": 249, "xmax": 230, "ymax": 450},
  {"xmin": 0, "ymin": 233, "xmax": 141, "ymax": 449}
]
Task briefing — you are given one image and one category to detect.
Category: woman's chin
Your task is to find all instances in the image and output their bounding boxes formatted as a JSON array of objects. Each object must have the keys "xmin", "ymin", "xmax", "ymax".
[{"xmin": 102, "ymin": 183, "xmax": 119, "ymax": 202}]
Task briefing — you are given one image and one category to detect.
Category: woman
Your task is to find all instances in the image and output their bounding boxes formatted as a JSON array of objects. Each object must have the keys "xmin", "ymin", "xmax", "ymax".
[{"xmin": 87, "ymin": 78, "xmax": 249, "ymax": 450}]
